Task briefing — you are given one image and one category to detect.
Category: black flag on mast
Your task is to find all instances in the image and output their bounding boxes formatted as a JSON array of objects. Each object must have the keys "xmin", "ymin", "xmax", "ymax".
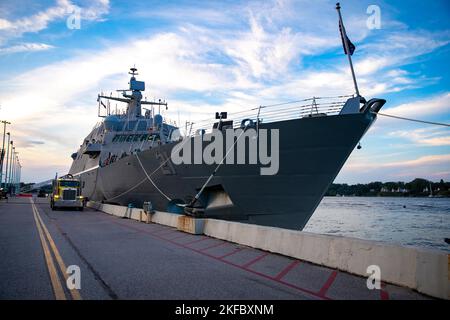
[{"xmin": 339, "ymin": 20, "xmax": 355, "ymax": 55}]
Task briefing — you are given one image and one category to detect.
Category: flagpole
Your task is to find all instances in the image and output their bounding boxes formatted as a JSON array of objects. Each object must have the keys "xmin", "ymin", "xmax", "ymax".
[{"xmin": 336, "ymin": 2, "xmax": 360, "ymax": 96}]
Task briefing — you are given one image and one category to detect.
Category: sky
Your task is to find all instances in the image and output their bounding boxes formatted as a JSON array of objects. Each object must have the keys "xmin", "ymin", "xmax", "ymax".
[{"xmin": 0, "ymin": 0, "xmax": 449, "ymax": 184}]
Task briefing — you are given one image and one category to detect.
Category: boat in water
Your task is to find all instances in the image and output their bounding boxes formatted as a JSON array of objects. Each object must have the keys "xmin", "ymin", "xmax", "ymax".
[{"xmin": 68, "ymin": 4, "xmax": 386, "ymax": 230}]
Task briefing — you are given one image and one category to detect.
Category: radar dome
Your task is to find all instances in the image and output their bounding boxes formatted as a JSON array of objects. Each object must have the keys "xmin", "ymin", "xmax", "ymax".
[
  {"xmin": 104, "ymin": 115, "xmax": 122, "ymax": 131},
  {"xmin": 154, "ymin": 114, "xmax": 163, "ymax": 127}
]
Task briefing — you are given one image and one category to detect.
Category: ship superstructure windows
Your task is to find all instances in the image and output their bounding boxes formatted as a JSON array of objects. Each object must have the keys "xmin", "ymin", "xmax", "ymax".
[
  {"xmin": 148, "ymin": 133, "xmax": 160, "ymax": 141},
  {"xmin": 137, "ymin": 121, "xmax": 147, "ymax": 131},
  {"xmin": 111, "ymin": 134, "xmax": 161, "ymax": 143},
  {"xmin": 126, "ymin": 121, "xmax": 137, "ymax": 131}
]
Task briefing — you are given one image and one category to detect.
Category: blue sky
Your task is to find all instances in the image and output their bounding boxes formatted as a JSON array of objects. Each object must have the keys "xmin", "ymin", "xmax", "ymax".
[{"xmin": 0, "ymin": 0, "xmax": 449, "ymax": 183}]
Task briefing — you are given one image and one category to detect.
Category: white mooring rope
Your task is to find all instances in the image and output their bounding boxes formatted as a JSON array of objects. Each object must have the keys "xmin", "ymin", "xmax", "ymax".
[
  {"xmin": 373, "ymin": 111, "xmax": 450, "ymax": 127},
  {"xmin": 135, "ymin": 152, "xmax": 172, "ymax": 201}
]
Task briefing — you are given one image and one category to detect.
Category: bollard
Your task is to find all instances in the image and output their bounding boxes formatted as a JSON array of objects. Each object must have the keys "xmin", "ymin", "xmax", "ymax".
[{"xmin": 143, "ymin": 201, "xmax": 155, "ymax": 224}]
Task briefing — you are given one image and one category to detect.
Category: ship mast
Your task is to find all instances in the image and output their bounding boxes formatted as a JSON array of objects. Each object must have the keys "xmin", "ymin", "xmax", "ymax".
[{"xmin": 97, "ymin": 67, "xmax": 168, "ymax": 118}]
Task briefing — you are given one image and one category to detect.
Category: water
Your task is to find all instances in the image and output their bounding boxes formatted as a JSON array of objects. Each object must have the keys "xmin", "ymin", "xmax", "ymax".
[{"xmin": 304, "ymin": 197, "xmax": 450, "ymax": 252}]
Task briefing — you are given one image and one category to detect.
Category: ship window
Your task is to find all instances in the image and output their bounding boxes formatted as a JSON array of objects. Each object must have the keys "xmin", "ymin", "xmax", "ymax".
[
  {"xmin": 126, "ymin": 135, "xmax": 133, "ymax": 142},
  {"xmin": 137, "ymin": 121, "xmax": 147, "ymax": 131},
  {"xmin": 112, "ymin": 135, "xmax": 119, "ymax": 142},
  {"xmin": 119, "ymin": 135, "xmax": 126, "ymax": 142},
  {"xmin": 133, "ymin": 135, "xmax": 140, "ymax": 142},
  {"xmin": 140, "ymin": 134, "xmax": 148, "ymax": 141},
  {"xmin": 126, "ymin": 121, "xmax": 137, "ymax": 131},
  {"xmin": 148, "ymin": 133, "xmax": 160, "ymax": 141}
]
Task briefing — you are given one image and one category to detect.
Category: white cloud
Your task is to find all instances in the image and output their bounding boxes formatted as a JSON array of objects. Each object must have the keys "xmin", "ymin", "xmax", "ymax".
[
  {"xmin": 384, "ymin": 93, "xmax": 450, "ymax": 117},
  {"xmin": 389, "ymin": 127, "xmax": 450, "ymax": 146},
  {"xmin": 347, "ymin": 154, "xmax": 450, "ymax": 170},
  {"xmin": 0, "ymin": 42, "xmax": 54, "ymax": 54},
  {"xmin": 1, "ymin": 0, "xmax": 449, "ymax": 183},
  {"xmin": 0, "ymin": 0, "xmax": 110, "ymax": 45},
  {"xmin": 337, "ymin": 154, "xmax": 450, "ymax": 183}
]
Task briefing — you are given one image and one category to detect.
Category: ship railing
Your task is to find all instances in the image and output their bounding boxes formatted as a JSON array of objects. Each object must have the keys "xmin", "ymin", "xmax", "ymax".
[{"xmin": 185, "ymin": 95, "xmax": 353, "ymax": 137}]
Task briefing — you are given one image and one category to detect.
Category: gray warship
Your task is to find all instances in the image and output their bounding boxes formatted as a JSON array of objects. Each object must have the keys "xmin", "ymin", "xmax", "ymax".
[
  {"xmin": 68, "ymin": 4, "xmax": 385, "ymax": 230},
  {"xmin": 68, "ymin": 65, "xmax": 385, "ymax": 230}
]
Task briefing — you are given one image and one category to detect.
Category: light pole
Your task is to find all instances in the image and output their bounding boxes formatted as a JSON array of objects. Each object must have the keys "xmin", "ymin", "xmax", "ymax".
[
  {"xmin": 11, "ymin": 152, "xmax": 17, "ymax": 194},
  {"xmin": 3, "ymin": 133, "xmax": 10, "ymax": 189},
  {"xmin": 17, "ymin": 163, "xmax": 21, "ymax": 193},
  {"xmin": 10, "ymin": 152, "xmax": 15, "ymax": 194},
  {"xmin": 0, "ymin": 120, "xmax": 10, "ymax": 185},
  {"xmin": 8, "ymin": 145, "xmax": 14, "ymax": 192},
  {"xmin": 14, "ymin": 152, "xmax": 19, "ymax": 194}
]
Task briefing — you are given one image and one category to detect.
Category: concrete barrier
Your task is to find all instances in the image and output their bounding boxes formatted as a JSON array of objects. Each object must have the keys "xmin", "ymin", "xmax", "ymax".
[
  {"xmin": 87, "ymin": 201, "xmax": 179, "ymax": 227},
  {"xmin": 177, "ymin": 216, "xmax": 206, "ymax": 234},
  {"xmin": 87, "ymin": 201, "xmax": 449, "ymax": 299}
]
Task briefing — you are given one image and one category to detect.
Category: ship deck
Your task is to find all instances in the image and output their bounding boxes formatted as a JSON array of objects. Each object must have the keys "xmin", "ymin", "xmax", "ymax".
[{"xmin": 0, "ymin": 196, "xmax": 432, "ymax": 300}]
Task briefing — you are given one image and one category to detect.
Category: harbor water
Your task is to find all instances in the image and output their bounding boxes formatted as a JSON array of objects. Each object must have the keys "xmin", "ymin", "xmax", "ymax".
[{"xmin": 305, "ymin": 196, "xmax": 450, "ymax": 252}]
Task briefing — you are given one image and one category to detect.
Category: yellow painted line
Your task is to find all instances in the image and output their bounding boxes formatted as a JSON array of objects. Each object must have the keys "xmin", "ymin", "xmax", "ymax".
[
  {"xmin": 31, "ymin": 199, "xmax": 66, "ymax": 300},
  {"xmin": 31, "ymin": 199, "xmax": 82, "ymax": 300}
]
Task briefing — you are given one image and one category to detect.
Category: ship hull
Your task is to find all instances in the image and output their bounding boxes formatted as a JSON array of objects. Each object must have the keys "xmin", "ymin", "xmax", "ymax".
[{"xmin": 73, "ymin": 112, "xmax": 376, "ymax": 230}]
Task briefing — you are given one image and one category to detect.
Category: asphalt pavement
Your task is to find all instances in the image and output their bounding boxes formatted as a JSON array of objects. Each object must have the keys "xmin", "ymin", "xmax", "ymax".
[{"xmin": 0, "ymin": 196, "xmax": 430, "ymax": 300}]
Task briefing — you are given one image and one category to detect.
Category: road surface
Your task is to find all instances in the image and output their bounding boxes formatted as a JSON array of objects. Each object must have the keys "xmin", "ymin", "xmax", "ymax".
[{"xmin": 0, "ymin": 196, "xmax": 429, "ymax": 300}]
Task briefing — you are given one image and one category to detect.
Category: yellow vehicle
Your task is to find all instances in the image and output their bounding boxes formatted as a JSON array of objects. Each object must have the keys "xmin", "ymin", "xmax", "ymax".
[{"xmin": 50, "ymin": 174, "xmax": 84, "ymax": 211}]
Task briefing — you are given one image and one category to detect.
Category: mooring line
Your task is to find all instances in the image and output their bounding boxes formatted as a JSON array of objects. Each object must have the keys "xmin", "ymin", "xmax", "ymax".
[
  {"xmin": 136, "ymin": 152, "xmax": 172, "ymax": 201},
  {"xmin": 188, "ymin": 124, "xmax": 250, "ymax": 207},
  {"xmin": 373, "ymin": 111, "xmax": 450, "ymax": 127}
]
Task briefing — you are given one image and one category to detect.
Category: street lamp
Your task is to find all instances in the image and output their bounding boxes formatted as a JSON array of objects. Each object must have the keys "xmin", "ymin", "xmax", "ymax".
[
  {"xmin": 0, "ymin": 120, "xmax": 10, "ymax": 185},
  {"xmin": 3, "ymin": 133, "xmax": 10, "ymax": 189},
  {"xmin": 11, "ymin": 151, "xmax": 17, "ymax": 194},
  {"xmin": 10, "ymin": 151, "xmax": 15, "ymax": 194},
  {"xmin": 13, "ymin": 152, "xmax": 19, "ymax": 195},
  {"xmin": 17, "ymin": 163, "xmax": 21, "ymax": 193},
  {"xmin": 7, "ymin": 144, "xmax": 14, "ymax": 192}
]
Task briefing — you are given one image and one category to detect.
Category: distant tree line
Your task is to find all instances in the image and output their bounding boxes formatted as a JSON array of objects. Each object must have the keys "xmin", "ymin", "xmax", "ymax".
[{"xmin": 326, "ymin": 178, "xmax": 450, "ymax": 197}]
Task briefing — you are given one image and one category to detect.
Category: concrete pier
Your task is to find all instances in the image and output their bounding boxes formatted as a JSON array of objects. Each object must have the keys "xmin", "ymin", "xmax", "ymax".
[
  {"xmin": 0, "ymin": 196, "xmax": 439, "ymax": 300},
  {"xmin": 86, "ymin": 201, "xmax": 449, "ymax": 300}
]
